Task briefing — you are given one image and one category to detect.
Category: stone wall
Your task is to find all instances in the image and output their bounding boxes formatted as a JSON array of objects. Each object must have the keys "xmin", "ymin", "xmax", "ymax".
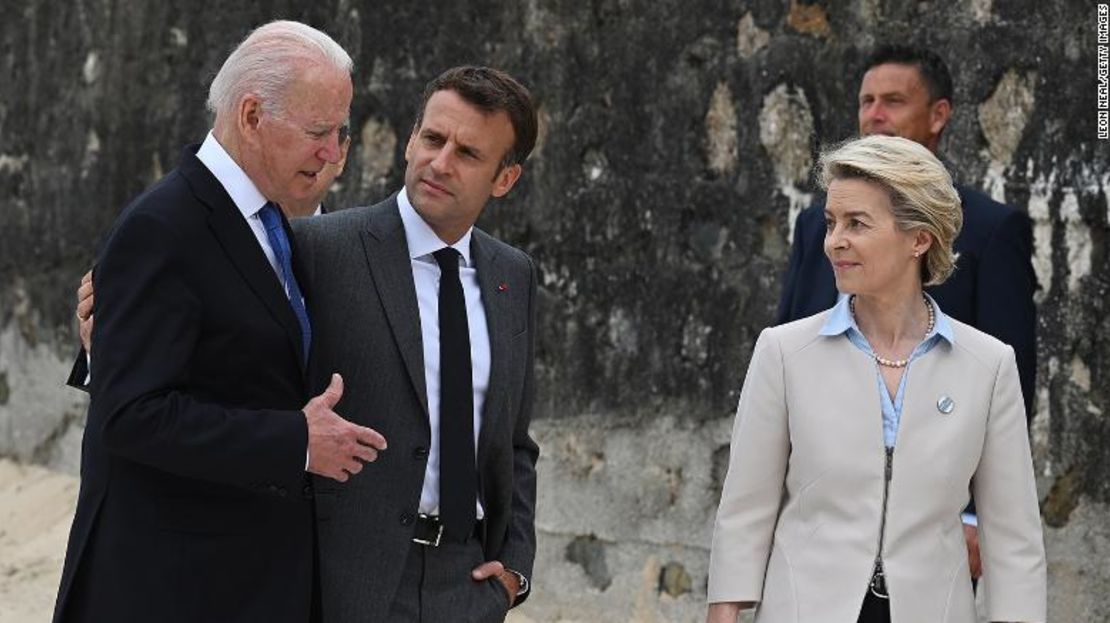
[{"xmin": 1, "ymin": 1, "xmax": 1108, "ymax": 620}]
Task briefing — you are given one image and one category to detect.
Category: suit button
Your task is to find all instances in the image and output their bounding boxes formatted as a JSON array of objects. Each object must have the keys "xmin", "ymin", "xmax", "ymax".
[
  {"xmin": 400, "ymin": 512, "xmax": 415, "ymax": 526},
  {"xmin": 302, "ymin": 484, "xmax": 314, "ymax": 498},
  {"xmin": 413, "ymin": 446, "xmax": 428, "ymax": 459},
  {"xmin": 277, "ymin": 487, "xmax": 288, "ymax": 497}
]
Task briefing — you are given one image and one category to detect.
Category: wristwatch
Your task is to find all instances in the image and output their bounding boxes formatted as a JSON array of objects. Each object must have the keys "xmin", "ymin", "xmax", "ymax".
[{"xmin": 503, "ymin": 567, "xmax": 529, "ymax": 597}]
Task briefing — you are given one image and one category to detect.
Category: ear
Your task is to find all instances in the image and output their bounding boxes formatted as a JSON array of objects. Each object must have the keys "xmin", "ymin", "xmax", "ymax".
[
  {"xmin": 929, "ymin": 98, "xmax": 952, "ymax": 136},
  {"xmin": 912, "ymin": 229, "xmax": 934, "ymax": 258},
  {"xmin": 239, "ymin": 95, "xmax": 264, "ymax": 145},
  {"xmin": 490, "ymin": 163, "xmax": 522, "ymax": 198}
]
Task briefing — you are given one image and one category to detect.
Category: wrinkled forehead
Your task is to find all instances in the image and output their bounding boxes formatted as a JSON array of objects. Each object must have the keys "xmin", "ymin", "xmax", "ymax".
[
  {"xmin": 282, "ymin": 62, "xmax": 352, "ymax": 123},
  {"xmin": 826, "ymin": 177, "xmax": 895, "ymax": 214},
  {"xmin": 416, "ymin": 90, "xmax": 515, "ymax": 146}
]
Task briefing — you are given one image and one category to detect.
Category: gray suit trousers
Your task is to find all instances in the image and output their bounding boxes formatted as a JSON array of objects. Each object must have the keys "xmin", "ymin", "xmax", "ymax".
[{"xmin": 388, "ymin": 537, "xmax": 511, "ymax": 623}]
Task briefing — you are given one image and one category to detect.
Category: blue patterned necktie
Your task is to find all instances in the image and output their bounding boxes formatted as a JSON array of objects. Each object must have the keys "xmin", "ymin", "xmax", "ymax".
[{"xmin": 259, "ymin": 202, "xmax": 311, "ymax": 364}]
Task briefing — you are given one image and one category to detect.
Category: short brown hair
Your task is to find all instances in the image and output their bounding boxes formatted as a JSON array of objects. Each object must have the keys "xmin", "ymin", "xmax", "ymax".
[{"xmin": 414, "ymin": 66, "xmax": 538, "ymax": 169}]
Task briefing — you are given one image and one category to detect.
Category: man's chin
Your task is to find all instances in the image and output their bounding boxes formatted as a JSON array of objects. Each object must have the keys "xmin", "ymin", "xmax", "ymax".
[{"xmin": 413, "ymin": 185, "xmax": 454, "ymax": 209}]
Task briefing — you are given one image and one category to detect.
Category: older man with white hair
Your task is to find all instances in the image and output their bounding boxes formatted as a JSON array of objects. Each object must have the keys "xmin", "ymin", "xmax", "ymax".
[{"xmin": 52, "ymin": 20, "xmax": 386, "ymax": 623}]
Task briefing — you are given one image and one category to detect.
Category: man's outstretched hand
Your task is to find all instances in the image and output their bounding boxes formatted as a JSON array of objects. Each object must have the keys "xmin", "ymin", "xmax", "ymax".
[{"xmin": 305, "ymin": 373, "xmax": 387, "ymax": 482}]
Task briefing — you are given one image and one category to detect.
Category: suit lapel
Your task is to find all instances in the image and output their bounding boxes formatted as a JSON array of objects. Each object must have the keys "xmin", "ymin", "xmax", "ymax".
[
  {"xmin": 179, "ymin": 149, "xmax": 307, "ymax": 369},
  {"xmin": 360, "ymin": 200, "xmax": 430, "ymax": 416},
  {"xmin": 472, "ymin": 231, "xmax": 510, "ymax": 457}
]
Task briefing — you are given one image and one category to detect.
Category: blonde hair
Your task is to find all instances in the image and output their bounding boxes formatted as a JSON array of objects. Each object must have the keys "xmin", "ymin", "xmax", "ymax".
[
  {"xmin": 818, "ymin": 135, "xmax": 963, "ymax": 286},
  {"xmin": 207, "ymin": 20, "xmax": 353, "ymax": 120}
]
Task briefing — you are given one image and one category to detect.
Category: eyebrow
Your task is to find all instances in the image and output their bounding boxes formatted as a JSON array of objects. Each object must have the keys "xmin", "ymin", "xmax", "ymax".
[
  {"xmin": 825, "ymin": 209, "xmax": 873, "ymax": 219},
  {"xmin": 459, "ymin": 143, "xmax": 485, "ymax": 159},
  {"xmin": 422, "ymin": 127, "xmax": 486, "ymax": 159},
  {"xmin": 419, "ymin": 127, "xmax": 444, "ymax": 140},
  {"xmin": 308, "ymin": 117, "xmax": 350, "ymax": 131}
]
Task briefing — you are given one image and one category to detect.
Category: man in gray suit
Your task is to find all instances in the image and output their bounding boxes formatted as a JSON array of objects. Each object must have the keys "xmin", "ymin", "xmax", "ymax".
[{"xmin": 293, "ymin": 66, "xmax": 539, "ymax": 622}]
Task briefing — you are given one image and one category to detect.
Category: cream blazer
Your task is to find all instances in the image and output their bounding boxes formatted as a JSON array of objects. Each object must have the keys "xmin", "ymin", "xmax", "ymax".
[{"xmin": 708, "ymin": 312, "xmax": 1046, "ymax": 623}]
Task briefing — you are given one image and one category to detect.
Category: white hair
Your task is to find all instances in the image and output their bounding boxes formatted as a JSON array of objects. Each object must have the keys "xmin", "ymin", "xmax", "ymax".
[{"xmin": 206, "ymin": 20, "xmax": 353, "ymax": 119}]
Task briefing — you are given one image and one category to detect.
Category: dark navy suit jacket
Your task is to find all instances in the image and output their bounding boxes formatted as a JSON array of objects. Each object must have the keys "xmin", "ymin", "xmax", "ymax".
[
  {"xmin": 66, "ymin": 205, "xmax": 330, "ymax": 391},
  {"xmin": 56, "ymin": 147, "xmax": 315, "ymax": 623},
  {"xmin": 776, "ymin": 185, "xmax": 1037, "ymax": 419}
]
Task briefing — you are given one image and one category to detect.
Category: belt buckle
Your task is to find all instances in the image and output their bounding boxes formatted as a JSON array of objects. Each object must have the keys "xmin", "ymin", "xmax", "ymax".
[{"xmin": 412, "ymin": 513, "xmax": 443, "ymax": 547}]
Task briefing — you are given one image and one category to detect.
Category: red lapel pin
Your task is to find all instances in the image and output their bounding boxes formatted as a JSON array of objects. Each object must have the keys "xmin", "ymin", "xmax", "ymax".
[{"xmin": 497, "ymin": 282, "xmax": 509, "ymax": 292}]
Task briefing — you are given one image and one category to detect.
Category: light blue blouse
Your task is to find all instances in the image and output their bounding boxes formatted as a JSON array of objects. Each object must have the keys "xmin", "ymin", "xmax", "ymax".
[{"xmin": 818, "ymin": 293, "xmax": 956, "ymax": 448}]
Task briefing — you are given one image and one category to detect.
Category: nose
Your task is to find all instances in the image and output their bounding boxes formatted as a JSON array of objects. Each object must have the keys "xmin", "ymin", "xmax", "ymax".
[
  {"xmin": 317, "ymin": 132, "xmax": 342, "ymax": 164},
  {"xmin": 860, "ymin": 102, "xmax": 885, "ymax": 128},
  {"xmin": 429, "ymin": 144, "xmax": 453, "ymax": 175},
  {"xmin": 824, "ymin": 223, "xmax": 848, "ymax": 253}
]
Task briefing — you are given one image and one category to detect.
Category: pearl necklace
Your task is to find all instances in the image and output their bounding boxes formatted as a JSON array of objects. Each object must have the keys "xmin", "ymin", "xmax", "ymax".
[{"xmin": 849, "ymin": 294, "xmax": 935, "ymax": 368}]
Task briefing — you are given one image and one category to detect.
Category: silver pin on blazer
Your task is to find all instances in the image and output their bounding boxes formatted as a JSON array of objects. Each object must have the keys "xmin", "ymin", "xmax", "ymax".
[{"xmin": 937, "ymin": 395, "xmax": 955, "ymax": 414}]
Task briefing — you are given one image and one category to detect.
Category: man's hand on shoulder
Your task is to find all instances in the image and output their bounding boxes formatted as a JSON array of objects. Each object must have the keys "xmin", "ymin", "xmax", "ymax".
[
  {"xmin": 964, "ymin": 523, "xmax": 982, "ymax": 579},
  {"xmin": 77, "ymin": 269, "xmax": 94, "ymax": 353},
  {"xmin": 304, "ymin": 373, "xmax": 388, "ymax": 482}
]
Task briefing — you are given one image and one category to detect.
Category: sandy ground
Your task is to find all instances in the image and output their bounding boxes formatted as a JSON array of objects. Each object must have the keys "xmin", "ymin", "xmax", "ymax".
[
  {"xmin": 0, "ymin": 460, "xmax": 531, "ymax": 623},
  {"xmin": 0, "ymin": 460, "xmax": 77, "ymax": 623}
]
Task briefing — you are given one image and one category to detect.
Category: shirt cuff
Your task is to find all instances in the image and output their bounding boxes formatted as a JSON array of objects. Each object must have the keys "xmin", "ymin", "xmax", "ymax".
[{"xmin": 961, "ymin": 512, "xmax": 978, "ymax": 527}]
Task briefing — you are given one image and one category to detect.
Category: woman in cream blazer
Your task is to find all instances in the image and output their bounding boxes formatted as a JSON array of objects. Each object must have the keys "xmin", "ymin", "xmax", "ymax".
[{"xmin": 707, "ymin": 136, "xmax": 1046, "ymax": 623}]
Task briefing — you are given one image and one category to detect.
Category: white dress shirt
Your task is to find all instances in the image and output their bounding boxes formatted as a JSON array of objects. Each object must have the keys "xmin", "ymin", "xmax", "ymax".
[
  {"xmin": 195, "ymin": 132, "xmax": 288, "ymax": 290},
  {"xmin": 196, "ymin": 132, "xmax": 310, "ymax": 467},
  {"xmin": 397, "ymin": 187, "xmax": 490, "ymax": 520}
]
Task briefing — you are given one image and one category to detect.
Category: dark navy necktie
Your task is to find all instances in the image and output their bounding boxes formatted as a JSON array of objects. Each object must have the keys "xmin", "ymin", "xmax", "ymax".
[
  {"xmin": 433, "ymin": 247, "xmax": 476, "ymax": 542},
  {"xmin": 259, "ymin": 202, "xmax": 311, "ymax": 365}
]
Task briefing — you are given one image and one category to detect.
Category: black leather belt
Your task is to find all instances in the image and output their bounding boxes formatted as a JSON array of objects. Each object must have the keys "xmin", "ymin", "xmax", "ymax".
[
  {"xmin": 412, "ymin": 514, "xmax": 485, "ymax": 547},
  {"xmin": 412, "ymin": 513, "xmax": 444, "ymax": 547}
]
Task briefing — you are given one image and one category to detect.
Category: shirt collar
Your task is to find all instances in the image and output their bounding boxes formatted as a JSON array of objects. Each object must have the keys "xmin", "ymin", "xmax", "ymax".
[
  {"xmin": 818, "ymin": 293, "xmax": 856, "ymax": 337},
  {"xmin": 819, "ymin": 292, "xmax": 955, "ymax": 345},
  {"xmin": 397, "ymin": 186, "xmax": 474, "ymax": 267},
  {"xmin": 195, "ymin": 131, "xmax": 269, "ymax": 219}
]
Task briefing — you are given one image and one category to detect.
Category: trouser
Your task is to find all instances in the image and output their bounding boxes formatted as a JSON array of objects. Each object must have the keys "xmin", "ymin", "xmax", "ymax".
[{"xmin": 387, "ymin": 534, "xmax": 511, "ymax": 623}]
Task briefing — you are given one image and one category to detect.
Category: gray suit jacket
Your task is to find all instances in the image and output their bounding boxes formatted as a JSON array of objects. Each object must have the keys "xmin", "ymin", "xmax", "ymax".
[{"xmin": 293, "ymin": 196, "xmax": 539, "ymax": 622}]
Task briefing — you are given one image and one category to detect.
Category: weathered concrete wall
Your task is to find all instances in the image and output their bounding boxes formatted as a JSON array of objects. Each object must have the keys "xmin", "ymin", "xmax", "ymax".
[{"xmin": 1, "ymin": 1, "xmax": 1107, "ymax": 621}]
